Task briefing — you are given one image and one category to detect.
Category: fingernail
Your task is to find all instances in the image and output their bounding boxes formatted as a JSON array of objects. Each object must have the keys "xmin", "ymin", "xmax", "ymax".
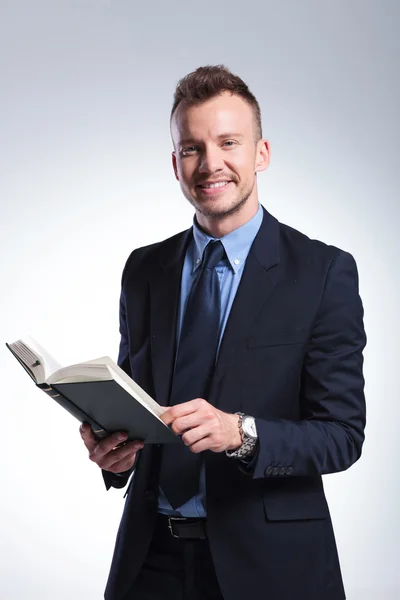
[{"xmin": 117, "ymin": 433, "xmax": 127, "ymax": 441}]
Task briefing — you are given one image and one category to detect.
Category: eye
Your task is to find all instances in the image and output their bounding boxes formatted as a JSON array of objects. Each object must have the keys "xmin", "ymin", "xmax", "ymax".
[
  {"xmin": 222, "ymin": 140, "xmax": 236, "ymax": 147},
  {"xmin": 181, "ymin": 146, "xmax": 199, "ymax": 156}
]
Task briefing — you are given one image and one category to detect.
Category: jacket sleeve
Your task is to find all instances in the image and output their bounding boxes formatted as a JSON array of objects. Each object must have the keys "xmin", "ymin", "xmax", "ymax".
[{"xmin": 247, "ymin": 250, "xmax": 367, "ymax": 480}]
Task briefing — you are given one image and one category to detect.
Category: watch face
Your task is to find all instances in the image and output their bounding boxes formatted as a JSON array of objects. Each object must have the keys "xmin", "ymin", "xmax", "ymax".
[{"xmin": 242, "ymin": 416, "xmax": 257, "ymax": 439}]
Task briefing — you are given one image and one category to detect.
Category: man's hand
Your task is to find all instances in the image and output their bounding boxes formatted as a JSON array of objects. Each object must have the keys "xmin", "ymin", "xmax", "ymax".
[
  {"xmin": 160, "ymin": 398, "xmax": 242, "ymax": 454},
  {"xmin": 80, "ymin": 423, "xmax": 144, "ymax": 474}
]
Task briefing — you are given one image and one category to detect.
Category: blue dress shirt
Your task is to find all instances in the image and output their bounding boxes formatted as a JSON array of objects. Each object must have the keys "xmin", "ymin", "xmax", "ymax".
[{"xmin": 158, "ymin": 204, "xmax": 264, "ymax": 517}]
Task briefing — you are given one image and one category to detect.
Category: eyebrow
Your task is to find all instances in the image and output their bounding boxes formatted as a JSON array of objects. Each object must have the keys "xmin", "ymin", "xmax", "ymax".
[{"xmin": 179, "ymin": 133, "xmax": 245, "ymax": 146}]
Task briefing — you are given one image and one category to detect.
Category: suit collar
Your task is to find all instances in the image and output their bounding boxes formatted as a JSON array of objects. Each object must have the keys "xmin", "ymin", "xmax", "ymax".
[
  {"xmin": 251, "ymin": 205, "xmax": 280, "ymax": 272},
  {"xmin": 159, "ymin": 228, "xmax": 193, "ymax": 270}
]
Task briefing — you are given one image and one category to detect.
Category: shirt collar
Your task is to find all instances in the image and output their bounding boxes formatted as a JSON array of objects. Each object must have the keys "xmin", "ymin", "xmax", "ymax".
[{"xmin": 191, "ymin": 204, "xmax": 263, "ymax": 274}]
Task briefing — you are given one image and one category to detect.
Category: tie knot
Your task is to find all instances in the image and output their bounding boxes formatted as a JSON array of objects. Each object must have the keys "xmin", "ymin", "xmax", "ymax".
[{"xmin": 202, "ymin": 240, "xmax": 225, "ymax": 270}]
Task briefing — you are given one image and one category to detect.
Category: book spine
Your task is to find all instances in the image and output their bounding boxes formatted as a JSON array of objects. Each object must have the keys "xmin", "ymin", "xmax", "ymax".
[{"xmin": 36, "ymin": 383, "xmax": 109, "ymax": 439}]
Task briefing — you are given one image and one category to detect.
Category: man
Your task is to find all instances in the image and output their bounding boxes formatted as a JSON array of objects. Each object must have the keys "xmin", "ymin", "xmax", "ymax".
[{"xmin": 80, "ymin": 65, "xmax": 366, "ymax": 600}]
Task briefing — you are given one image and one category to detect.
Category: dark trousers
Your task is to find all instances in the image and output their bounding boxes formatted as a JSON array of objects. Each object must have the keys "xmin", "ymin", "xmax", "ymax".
[{"xmin": 123, "ymin": 515, "xmax": 224, "ymax": 600}]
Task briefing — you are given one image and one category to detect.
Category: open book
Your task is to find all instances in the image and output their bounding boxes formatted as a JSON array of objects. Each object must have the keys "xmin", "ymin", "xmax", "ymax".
[{"xmin": 6, "ymin": 337, "xmax": 179, "ymax": 444}]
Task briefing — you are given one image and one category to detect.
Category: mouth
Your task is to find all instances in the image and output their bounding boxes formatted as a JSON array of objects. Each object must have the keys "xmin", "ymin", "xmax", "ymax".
[{"xmin": 195, "ymin": 180, "xmax": 234, "ymax": 196}]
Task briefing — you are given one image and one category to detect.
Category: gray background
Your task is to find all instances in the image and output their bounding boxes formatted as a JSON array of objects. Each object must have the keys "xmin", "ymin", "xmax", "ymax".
[{"xmin": 1, "ymin": 1, "xmax": 399, "ymax": 598}]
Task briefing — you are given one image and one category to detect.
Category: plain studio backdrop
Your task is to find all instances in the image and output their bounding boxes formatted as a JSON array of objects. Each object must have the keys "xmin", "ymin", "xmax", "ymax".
[{"xmin": 1, "ymin": 1, "xmax": 398, "ymax": 599}]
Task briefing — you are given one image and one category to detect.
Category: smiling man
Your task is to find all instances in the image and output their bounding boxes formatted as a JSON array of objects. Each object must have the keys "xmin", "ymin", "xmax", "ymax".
[
  {"xmin": 80, "ymin": 65, "xmax": 366, "ymax": 600},
  {"xmin": 171, "ymin": 91, "xmax": 268, "ymax": 236}
]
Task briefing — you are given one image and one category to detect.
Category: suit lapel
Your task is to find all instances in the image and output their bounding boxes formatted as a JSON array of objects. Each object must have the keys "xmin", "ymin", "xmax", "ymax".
[
  {"xmin": 210, "ymin": 208, "xmax": 281, "ymax": 399},
  {"xmin": 149, "ymin": 229, "xmax": 192, "ymax": 406}
]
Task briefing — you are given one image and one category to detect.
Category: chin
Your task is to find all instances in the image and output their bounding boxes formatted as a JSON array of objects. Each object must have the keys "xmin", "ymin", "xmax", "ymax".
[{"xmin": 192, "ymin": 194, "xmax": 250, "ymax": 221}]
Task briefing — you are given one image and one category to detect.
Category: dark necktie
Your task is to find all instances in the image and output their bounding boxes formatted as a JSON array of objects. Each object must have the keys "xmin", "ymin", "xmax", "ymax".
[{"xmin": 159, "ymin": 240, "xmax": 225, "ymax": 509}]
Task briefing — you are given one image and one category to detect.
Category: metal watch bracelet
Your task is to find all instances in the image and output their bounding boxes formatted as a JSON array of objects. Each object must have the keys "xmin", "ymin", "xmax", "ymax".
[{"xmin": 225, "ymin": 412, "xmax": 258, "ymax": 459}]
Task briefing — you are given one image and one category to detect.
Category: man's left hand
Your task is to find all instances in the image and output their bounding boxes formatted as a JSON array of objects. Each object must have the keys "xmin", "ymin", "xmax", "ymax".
[{"xmin": 160, "ymin": 398, "xmax": 242, "ymax": 454}]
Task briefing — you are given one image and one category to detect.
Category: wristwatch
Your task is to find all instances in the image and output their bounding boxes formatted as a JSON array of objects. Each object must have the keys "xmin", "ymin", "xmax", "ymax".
[{"xmin": 225, "ymin": 412, "xmax": 258, "ymax": 459}]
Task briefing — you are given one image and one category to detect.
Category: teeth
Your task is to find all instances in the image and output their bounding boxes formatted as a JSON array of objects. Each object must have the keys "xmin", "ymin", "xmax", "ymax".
[{"xmin": 202, "ymin": 181, "xmax": 229, "ymax": 189}]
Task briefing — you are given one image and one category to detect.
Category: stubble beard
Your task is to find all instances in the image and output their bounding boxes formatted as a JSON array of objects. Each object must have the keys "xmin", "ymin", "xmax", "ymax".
[{"xmin": 183, "ymin": 179, "xmax": 256, "ymax": 221}]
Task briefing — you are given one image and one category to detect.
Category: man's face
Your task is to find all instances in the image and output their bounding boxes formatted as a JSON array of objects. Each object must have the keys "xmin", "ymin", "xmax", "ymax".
[{"xmin": 171, "ymin": 92, "xmax": 269, "ymax": 221}]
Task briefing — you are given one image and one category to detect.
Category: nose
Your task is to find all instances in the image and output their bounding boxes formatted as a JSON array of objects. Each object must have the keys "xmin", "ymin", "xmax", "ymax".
[{"xmin": 198, "ymin": 146, "xmax": 224, "ymax": 174}]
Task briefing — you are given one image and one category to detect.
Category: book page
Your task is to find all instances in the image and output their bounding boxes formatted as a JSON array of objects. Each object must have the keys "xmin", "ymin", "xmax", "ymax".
[
  {"xmin": 23, "ymin": 335, "xmax": 63, "ymax": 379},
  {"xmin": 6, "ymin": 341, "xmax": 45, "ymax": 384},
  {"xmin": 47, "ymin": 363, "xmax": 113, "ymax": 384}
]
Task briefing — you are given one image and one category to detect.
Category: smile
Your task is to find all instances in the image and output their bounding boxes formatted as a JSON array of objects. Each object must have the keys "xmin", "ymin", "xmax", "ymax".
[
  {"xmin": 198, "ymin": 181, "xmax": 231, "ymax": 190},
  {"xmin": 198, "ymin": 181, "xmax": 231, "ymax": 189},
  {"xmin": 196, "ymin": 181, "xmax": 233, "ymax": 196}
]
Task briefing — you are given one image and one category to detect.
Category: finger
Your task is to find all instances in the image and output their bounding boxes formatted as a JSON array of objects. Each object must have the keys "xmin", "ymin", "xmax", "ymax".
[
  {"xmin": 188, "ymin": 436, "xmax": 215, "ymax": 454},
  {"xmin": 171, "ymin": 401, "xmax": 218, "ymax": 434},
  {"xmin": 160, "ymin": 410, "xmax": 172, "ymax": 425},
  {"xmin": 161, "ymin": 398, "xmax": 208, "ymax": 425},
  {"xmin": 183, "ymin": 425, "xmax": 222, "ymax": 454},
  {"xmin": 88, "ymin": 432, "xmax": 139, "ymax": 464},
  {"xmin": 91, "ymin": 439, "xmax": 144, "ymax": 470},
  {"xmin": 105, "ymin": 452, "xmax": 139, "ymax": 473},
  {"xmin": 105, "ymin": 460, "xmax": 136, "ymax": 474},
  {"xmin": 80, "ymin": 423, "xmax": 129, "ymax": 448},
  {"xmin": 182, "ymin": 425, "xmax": 213, "ymax": 450},
  {"xmin": 80, "ymin": 423, "xmax": 100, "ymax": 452},
  {"xmin": 93, "ymin": 431, "xmax": 130, "ymax": 458},
  {"xmin": 171, "ymin": 413, "xmax": 204, "ymax": 435},
  {"xmin": 104, "ymin": 441, "xmax": 144, "ymax": 471},
  {"xmin": 100, "ymin": 449, "xmax": 139, "ymax": 472}
]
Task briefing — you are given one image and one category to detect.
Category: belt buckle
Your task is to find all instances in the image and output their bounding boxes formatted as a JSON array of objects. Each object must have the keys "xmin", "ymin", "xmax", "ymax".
[{"xmin": 168, "ymin": 516, "xmax": 187, "ymax": 538}]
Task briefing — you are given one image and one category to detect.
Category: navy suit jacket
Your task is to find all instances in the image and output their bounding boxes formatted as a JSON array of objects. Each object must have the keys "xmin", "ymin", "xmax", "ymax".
[{"xmin": 103, "ymin": 207, "xmax": 366, "ymax": 600}]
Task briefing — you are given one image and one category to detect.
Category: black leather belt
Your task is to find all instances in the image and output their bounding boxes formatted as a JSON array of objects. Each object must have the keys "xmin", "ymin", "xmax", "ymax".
[{"xmin": 158, "ymin": 515, "xmax": 207, "ymax": 540}]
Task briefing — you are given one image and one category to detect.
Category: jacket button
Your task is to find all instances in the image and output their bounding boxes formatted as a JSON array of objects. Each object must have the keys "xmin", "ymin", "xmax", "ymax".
[
  {"xmin": 279, "ymin": 467, "xmax": 286, "ymax": 475},
  {"xmin": 272, "ymin": 467, "xmax": 280, "ymax": 475},
  {"xmin": 145, "ymin": 489, "xmax": 157, "ymax": 502},
  {"xmin": 286, "ymin": 467, "xmax": 293, "ymax": 475},
  {"xmin": 265, "ymin": 466, "xmax": 273, "ymax": 476}
]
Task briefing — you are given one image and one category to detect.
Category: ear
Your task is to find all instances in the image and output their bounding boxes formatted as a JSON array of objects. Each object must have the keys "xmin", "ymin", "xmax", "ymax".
[
  {"xmin": 172, "ymin": 151, "xmax": 179, "ymax": 181},
  {"xmin": 255, "ymin": 139, "xmax": 271, "ymax": 174}
]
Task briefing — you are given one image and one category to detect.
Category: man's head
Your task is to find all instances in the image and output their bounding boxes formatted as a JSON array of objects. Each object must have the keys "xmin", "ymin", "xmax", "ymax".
[{"xmin": 170, "ymin": 65, "xmax": 270, "ymax": 235}]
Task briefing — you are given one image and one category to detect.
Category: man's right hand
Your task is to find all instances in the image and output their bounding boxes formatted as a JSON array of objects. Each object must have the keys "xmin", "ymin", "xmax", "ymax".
[{"xmin": 80, "ymin": 423, "xmax": 144, "ymax": 474}]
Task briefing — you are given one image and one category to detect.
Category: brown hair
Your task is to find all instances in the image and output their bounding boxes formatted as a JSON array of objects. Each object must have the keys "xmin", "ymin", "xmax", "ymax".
[{"xmin": 170, "ymin": 64, "xmax": 262, "ymax": 140}]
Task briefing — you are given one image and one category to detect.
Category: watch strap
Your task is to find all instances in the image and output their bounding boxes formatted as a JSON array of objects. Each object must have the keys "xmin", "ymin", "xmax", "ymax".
[{"xmin": 225, "ymin": 413, "xmax": 258, "ymax": 459}]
